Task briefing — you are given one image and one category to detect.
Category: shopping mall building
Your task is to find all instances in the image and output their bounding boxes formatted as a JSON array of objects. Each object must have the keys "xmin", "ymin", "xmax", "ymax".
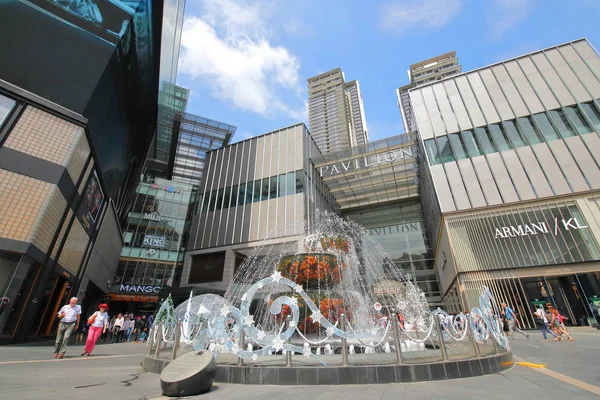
[{"xmin": 182, "ymin": 38, "xmax": 600, "ymax": 328}]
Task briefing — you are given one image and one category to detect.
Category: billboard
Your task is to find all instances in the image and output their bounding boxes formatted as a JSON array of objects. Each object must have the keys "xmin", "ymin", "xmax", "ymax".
[{"xmin": 78, "ymin": 170, "xmax": 105, "ymax": 234}]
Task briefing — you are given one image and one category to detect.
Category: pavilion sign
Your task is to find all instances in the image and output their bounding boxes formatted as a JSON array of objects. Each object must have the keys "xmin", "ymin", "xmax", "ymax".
[{"xmin": 319, "ymin": 146, "xmax": 415, "ymax": 177}]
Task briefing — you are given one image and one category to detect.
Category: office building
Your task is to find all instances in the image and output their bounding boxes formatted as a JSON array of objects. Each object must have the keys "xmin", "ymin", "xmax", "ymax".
[
  {"xmin": 413, "ymin": 39, "xmax": 600, "ymax": 327},
  {"xmin": 0, "ymin": 0, "xmax": 185, "ymax": 342},
  {"xmin": 308, "ymin": 68, "xmax": 369, "ymax": 154},
  {"xmin": 397, "ymin": 51, "xmax": 461, "ymax": 133}
]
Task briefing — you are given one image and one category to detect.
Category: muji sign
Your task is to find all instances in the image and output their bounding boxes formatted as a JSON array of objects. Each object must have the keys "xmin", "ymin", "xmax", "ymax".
[{"xmin": 494, "ymin": 217, "xmax": 588, "ymax": 239}]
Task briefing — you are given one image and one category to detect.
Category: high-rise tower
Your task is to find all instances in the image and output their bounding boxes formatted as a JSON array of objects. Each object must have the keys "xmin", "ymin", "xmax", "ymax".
[
  {"xmin": 397, "ymin": 51, "xmax": 461, "ymax": 133},
  {"xmin": 308, "ymin": 68, "xmax": 369, "ymax": 154}
]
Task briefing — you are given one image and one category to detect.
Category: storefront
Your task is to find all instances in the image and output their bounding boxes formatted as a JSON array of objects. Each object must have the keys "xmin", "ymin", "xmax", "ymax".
[{"xmin": 439, "ymin": 194, "xmax": 600, "ymax": 328}]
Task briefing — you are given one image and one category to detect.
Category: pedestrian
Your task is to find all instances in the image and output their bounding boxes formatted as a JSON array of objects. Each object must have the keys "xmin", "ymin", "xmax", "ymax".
[
  {"xmin": 75, "ymin": 322, "xmax": 87, "ymax": 345},
  {"xmin": 501, "ymin": 302, "xmax": 529, "ymax": 340},
  {"xmin": 534, "ymin": 305, "xmax": 558, "ymax": 342},
  {"xmin": 82, "ymin": 304, "xmax": 110, "ymax": 356},
  {"xmin": 135, "ymin": 327, "xmax": 148, "ymax": 343},
  {"xmin": 111, "ymin": 313, "xmax": 125, "ymax": 343},
  {"xmin": 123, "ymin": 314, "xmax": 135, "ymax": 342},
  {"xmin": 53, "ymin": 297, "xmax": 81, "ymax": 359},
  {"xmin": 147, "ymin": 314, "xmax": 154, "ymax": 330},
  {"xmin": 134, "ymin": 315, "xmax": 146, "ymax": 341},
  {"xmin": 551, "ymin": 308, "xmax": 573, "ymax": 341}
]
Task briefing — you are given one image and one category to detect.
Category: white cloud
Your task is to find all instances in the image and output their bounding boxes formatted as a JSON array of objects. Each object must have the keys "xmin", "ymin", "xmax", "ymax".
[
  {"xmin": 178, "ymin": 1, "xmax": 307, "ymax": 120},
  {"xmin": 487, "ymin": 0, "xmax": 535, "ymax": 39},
  {"xmin": 378, "ymin": 0, "xmax": 463, "ymax": 35}
]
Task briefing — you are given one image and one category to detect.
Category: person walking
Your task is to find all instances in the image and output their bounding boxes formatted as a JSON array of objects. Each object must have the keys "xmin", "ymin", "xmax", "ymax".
[
  {"xmin": 123, "ymin": 314, "xmax": 135, "ymax": 342},
  {"xmin": 111, "ymin": 313, "xmax": 125, "ymax": 343},
  {"xmin": 82, "ymin": 304, "xmax": 109, "ymax": 356},
  {"xmin": 502, "ymin": 302, "xmax": 530, "ymax": 339},
  {"xmin": 551, "ymin": 308, "xmax": 573, "ymax": 341},
  {"xmin": 535, "ymin": 305, "xmax": 558, "ymax": 342},
  {"xmin": 134, "ymin": 315, "xmax": 146, "ymax": 341},
  {"xmin": 53, "ymin": 297, "xmax": 81, "ymax": 359}
]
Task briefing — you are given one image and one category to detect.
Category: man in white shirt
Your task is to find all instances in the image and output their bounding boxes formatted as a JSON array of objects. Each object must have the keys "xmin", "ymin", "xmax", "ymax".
[{"xmin": 53, "ymin": 297, "xmax": 82, "ymax": 358}]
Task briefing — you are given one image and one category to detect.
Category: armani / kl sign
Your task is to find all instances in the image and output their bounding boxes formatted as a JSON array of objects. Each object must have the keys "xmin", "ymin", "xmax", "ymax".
[
  {"xmin": 494, "ymin": 217, "xmax": 588, "ymax": 239},
  {"xmin": 319, "ymin": 146, "xmax": 415, "ymax": 177}
]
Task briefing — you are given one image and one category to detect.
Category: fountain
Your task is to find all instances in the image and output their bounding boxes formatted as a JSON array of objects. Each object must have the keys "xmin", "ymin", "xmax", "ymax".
[{"xmin": 143, "ymin": 211, "xmax": 513, "ymax": 387}]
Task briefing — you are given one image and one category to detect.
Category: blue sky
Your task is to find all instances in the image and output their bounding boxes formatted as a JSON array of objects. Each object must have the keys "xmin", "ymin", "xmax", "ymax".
[{"xmin": 176, "ymin": 0, "xmax": 600, "ymax": 143}]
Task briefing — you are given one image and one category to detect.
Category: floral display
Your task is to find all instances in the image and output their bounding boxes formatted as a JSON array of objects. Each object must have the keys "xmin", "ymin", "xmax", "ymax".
[
  {"xmin": 304, "ymin": 234, "xmax": 350, "ymax": 254},
  {"xmin": 277, "ymin": 253, "xmax": 346, "ymax": 289}
]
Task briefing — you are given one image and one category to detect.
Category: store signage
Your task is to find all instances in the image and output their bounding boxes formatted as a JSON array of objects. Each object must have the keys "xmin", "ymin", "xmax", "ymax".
[
  {"xmin": 143, "ymin": 211, "xmax": 162, "ymax": 222},
  {"xmin": 319, "ymin": 147, "xmax": 415, "ymax": 177},
  {"xmin": 119, "ymin": 284, "xmax": 161, "ymax": 293},
  {"xmin": 143, "ymin": 235, "xmax": 166, "ymax": 248},
  {"xmin": 494, "ymin": 218, "xmax": 588, "ymax": 239},
  {"xmin": 109, "ymin": 293, "xmax": 159, "ymax": 303},
  {"xmin": 150, "ymin": 183, "xmax": 183, "ymax": 194},
  {"xmin": 368, "ymin": 222, "xmax": 419, "ymax": 236}
]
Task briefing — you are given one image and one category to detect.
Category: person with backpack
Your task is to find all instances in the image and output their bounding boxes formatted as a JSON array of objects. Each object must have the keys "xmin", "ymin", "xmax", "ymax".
[{"xmin": 535, "ymin": 305, "xmax": 558, "ymax": 342}]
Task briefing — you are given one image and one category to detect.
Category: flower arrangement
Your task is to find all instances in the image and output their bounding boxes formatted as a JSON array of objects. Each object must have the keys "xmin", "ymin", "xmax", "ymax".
[
  {"xmin": 320, "ymin": 297, "xmax": 350, "ymax": 323},
  {"xmin": 277, "ymin": 253, "xmax": 345, "ymax": 289},
  {"xmin": 304, "ymin": 234, "xmax": 350, "ymax": 254}
]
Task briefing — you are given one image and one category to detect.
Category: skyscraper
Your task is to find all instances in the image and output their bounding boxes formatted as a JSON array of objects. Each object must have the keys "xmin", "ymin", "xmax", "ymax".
[
  {"xmin": 397, "ymin": 51, "xmax": 461, "ymax": 133},
  {"xmin": 308, "ymin": 68, "xmax": 369, "ymax": 154}
]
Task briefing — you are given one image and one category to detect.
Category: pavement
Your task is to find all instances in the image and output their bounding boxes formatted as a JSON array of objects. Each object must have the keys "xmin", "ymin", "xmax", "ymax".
[{"xmin": 0, "ymin": 327, "xmax": 598, "ymax": 400}]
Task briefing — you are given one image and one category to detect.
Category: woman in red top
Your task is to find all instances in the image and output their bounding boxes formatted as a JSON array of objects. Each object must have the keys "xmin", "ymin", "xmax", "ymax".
[{"xmin": 551, "ymin": 309, "xmax": 573, "ymax": 341}]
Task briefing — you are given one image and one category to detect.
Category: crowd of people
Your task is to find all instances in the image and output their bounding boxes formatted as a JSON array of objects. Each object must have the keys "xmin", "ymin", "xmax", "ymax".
[{"xmin": 53, "ymin": 298, "xmax": 156, "ymax": 359}]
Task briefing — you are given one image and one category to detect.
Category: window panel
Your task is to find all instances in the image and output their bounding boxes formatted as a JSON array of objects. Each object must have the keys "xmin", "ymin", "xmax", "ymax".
[
  {"xmin": 533, "ymin": 112, "xmax": 559, "ymax": 141},
  {"xmin": 461, "ymin": 130, "xmax": 481, "ymax": 158},
  {"xmin": 253, "ymin": 180, "xmax": 261, "ymax": 202},
  {"xmin": 237, "ymin": 183, "xmax": 246, "ymax": 206},
  {"xmin": 517, "ymin": 116, "xmax": 544, "ymax": 145},
  {"xmin": 564, "ymin": 106, "xmax": 593, "ymax": 135},
  {"xmin": 223, "ymin": 187, "xmax": 231, "ymax": 209},
  {"xmin": 502, "ymin": 120, "xmax": 526, "ymax": 148},
  {"xmin": 548, "ymin": 109, "xmax": 576, "ymax": 138},
  {"xmin": 286, "ymin": 171, "xmax": 296, "ymax": 196},
  {"xmin": 424, "ymin": 139, "xmax": 441, "ymax": 165},
  {"xmin": 474, "ymin": 127, "xmax": 496, "ymax": 154},
  {"xmin": 489, "ymin": 123, "xmax": 513, "ymax": 152},
  {"xmin": 448, "ymin": 133, "xmax": 468, "ymax": 160},
  {"xmin": 261, "ymin": 178, "xmax": 270, "ymax": 201},
  {"xmin": 436, "ymin": 136, "xmax": 454, "ymax": 163},
  {"xmin": 269, "ymin": 176, "xmax": 278, "ymax": 199},
  {"xmin": 278, "ymin": 174, "xmax": 286, "ymax": 198},
  {"xmin": 246, "ymin": 181, "xmax": 254, "ymax": 204},
  {"xmin": 580, "ymin": 102, "xmax": 600, "ymax": 132},
  {"xmin": 296, "ymin": 170, "xmax": 304, "ymax": 194}
]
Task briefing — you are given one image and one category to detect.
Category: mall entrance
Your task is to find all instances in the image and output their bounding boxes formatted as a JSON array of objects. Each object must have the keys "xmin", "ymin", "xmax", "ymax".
[{"xmin": 521, "ymin": 272, "xmax": 600, "ymax": 328}]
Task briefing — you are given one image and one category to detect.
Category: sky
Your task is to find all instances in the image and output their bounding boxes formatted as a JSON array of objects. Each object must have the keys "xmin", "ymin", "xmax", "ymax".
[{"xmin": 175, "ymin": 0, "xmax": 600, "ymax": 143}]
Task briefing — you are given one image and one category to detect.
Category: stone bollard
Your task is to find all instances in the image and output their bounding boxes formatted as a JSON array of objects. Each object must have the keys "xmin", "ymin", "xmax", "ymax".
[
  {"xmin": 155, "ymin": 322, "xmax": 163, "ymax": 358},
  {"xmin": 391, "ymin": 313, "xmax": 403, "ymax": 364},
  {"xmin": 468, "ymin": 322, "xmax": 481, "ymax": 358},
  {"xmin": 433, "ymin": 316, "xmax": 448, "ymax": 361},
  {"xmin": 172, "ymin": 322, "xmax": 182, "ymax": 360},
  {"xmin": 285, "ymin": 315, "xmax": 292, "ymax": 367},
  {"xmin": 237, "ymin": 328, "xmax": 246, "ymax": 366},
  {"xmin": 340, "ymin": 314, "xmax": 348, "ymax": 367},
  {"xmin": 147, "ymin": 326, "xmax": 154, "ymax": 356}
]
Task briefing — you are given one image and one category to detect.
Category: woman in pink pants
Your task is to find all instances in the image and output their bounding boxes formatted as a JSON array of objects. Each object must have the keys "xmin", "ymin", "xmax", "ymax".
[{"xmin": 82, "ymin": 304, "xmax": 109, "ymax": 356}]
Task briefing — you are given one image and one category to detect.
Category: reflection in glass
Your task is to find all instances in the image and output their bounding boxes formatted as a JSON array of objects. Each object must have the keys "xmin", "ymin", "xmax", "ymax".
[
  {"xmin": 424, "ymin": 139, "xmax": 441, "ymax": 165},
  {"xmin": 448, "ymin": 133, "xmax": 468, "ymax": 160},
  {"xmin": 436, "ymin": 136, "xmax": 454, "ymax": 163},
  {"xmin": 503, "ymin": 120, "xmax": 526, "ymax": 148},
  {"xmin": 474, "ymin": 127, "xmax": 496, "ymax": 154},
  {"xmin": 461, "ymin": 130, "xmax": 481, "ymax": 158},
  {"xmin": 564, "ymin": 106, "xmax": 593, "ymax": 135},
  {"xmin": 517, "ymin": 116, "xmax": 544, "ymax": 145},
  {"xmin": 548, "ymin": 109, "xmax": 576, "ymax": 138},
  {"xmin": 489, "ymin": 123, "xmax": 512, "ymax": 152},
  {"xmin": 533, "ymin": 113, "xmax": 559, "ymax": 141},
  {"xmin": 580, "ymin": 102, "xmax": 600, "ymax": 132}
]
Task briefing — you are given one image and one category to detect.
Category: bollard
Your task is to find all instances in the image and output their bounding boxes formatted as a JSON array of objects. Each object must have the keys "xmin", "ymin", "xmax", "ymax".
[
  {"xmin": 154, "ymin": 322, "xmax": 162, "ymax": 358},
  {"xmin": 285, "ymin": 315, "xmax": 292, "ymax": 367},
  {"xmin": 468, "ymin": 323, "xmax": 481, "ymax": 358},
  {"xmin": 147, "ymin": 326, "xmax": 154, "ymax": 356},
  {"xmin": 237, "ymin": 328, "xmax": 246, "ymax": 366},
  {"xmin": 433, "ymin": 316, "xmax": 448, "ymax": 361},
  {"xmin": 340, "ymin": 314, "xmax": 349, "ymax": 367},
  {"xmin": 171, "ymin": 322, "xmax": 181, "ymax": 360},
  {"xmin": 391, "ymin": 313, "xmax": 403, "ymax": 364}
]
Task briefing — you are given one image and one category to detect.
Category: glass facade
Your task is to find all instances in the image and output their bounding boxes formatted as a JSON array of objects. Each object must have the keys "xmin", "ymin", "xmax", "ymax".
[
  {"xmin": 424, "ymin": 100, "xmax": 600, "ymax": 166},
  {"xmin": 114, "ymin": 177, "xmax": 194, "ymax": 291},
  {"xmin": 343, "ymin": 201, "xmax": 440, "ymax": 303}
]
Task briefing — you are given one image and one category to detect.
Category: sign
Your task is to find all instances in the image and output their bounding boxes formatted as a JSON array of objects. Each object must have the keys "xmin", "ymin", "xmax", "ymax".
[
  {"xmin": 368, "ymin": 222, "xmax": 420, "ymax": 236},
  {"xmin": 319, "ymin": 146, "xmax": 415, "ymax": 177},
  {"xmin": 77, "ymin": 170, "xmax": 105, "ymax": 234},
  {"xmin": 143, "ymin": 211, "xmax": 162, "ymax": 222},
  {"xmin": 494, "ymin": 218, "xmax": 588, "ymax": 239},
  {"xmin": 119, "ymin": 284, "xmax": 161, "ymax": 293},
  {"xmin": 372, "ymin": 280, "xmax": 403, "ymax": 296},
  {"xmin": 373, "ymin": 302, "xmax": 382, "ymax": 311},
  {"xmin": 143, "ymin": 235, "xmax": 166, "ymax": 248},
  {"xmin": 109, "ymin": 293, "xmax": 159, "ymax": 303},
  {"xmin": 150, "ymin": 183, "xmax": 183, "ymax": 194}
]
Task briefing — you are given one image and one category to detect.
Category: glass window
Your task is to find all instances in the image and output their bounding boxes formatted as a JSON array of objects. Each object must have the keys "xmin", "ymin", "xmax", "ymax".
[
  {"xmin": 461, "ymin": 130, "xmax": 481, "ymax": 158},
  {"xmin": 564, "ymin": 106, "xmax": 593, "ymax": 135},
  {"xmin": 237, "ymin": 183, "xmax": 246, "ymax": 206},
  {"xmin": 580, "ymin": 102, "xmax": 600, "ymax": 132},
  {"xmin": 548, "ymin": 109, "xmax": 576, "ymax": 138},
  {"xmin": 296, "ymin": 170, "xmax": 304, "ymax": 194},
  {"xmin": 436, "ymin": 136, "xmax": 454, "ymax": 163},
  {"xmin": 533, "ymin": 112, "xmax": 559, "ymax": 141},
  {"xmin": 208, "ymin": 190, "xmax": 217, "ymax": 212},
  {"xmin": 424, "ymin": 139, "xmax": 441, "ymax": 165},
  {"xmin": 517, "ymin": 116, "xmax": 544, "ymax": 145},
  {"xmin": 269, "ymin": 176, "xmax": 278, "ymax": 199},
  {"xmin": 489, "ymin": 123, "xmax": 512, "ymax": 152},
  {"xmin": 0, "ymin": 94, "xmax": 16, "ymax": 132},
  {"xmin": 261, "ymin": 178, "xmax": 270, "ymax": 201},
  {"xmin": 253, "ymin": 179, "xmax": 261, "ymax": 202},
  {"xmin": 215, "ymin": 188, "xmax": 224, "ymax": 210},
  {"xmin": 278, "ymin": 174, "xmax": 286, "ymax": 198},
  {"xmin": 246, "ymin": 181, "xmax": 254, "ymax": 204},
  {"xmin": 448, "ymin": 133, "xmax": 468, "ymax": 160},
  {"xmin": 502, "ymin": 120, "xmax": 526, "ymax": 148},
  {"xmin": 223, "ymin": 187, "xmax": 231, "ymax": 209},
  {"xmin": 286, "ymin": 171, "xmax": 296, "ymax": 196},
  {"xmin": 474, "ymin": 127, "xmax": 496, "ymax": 154}
]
